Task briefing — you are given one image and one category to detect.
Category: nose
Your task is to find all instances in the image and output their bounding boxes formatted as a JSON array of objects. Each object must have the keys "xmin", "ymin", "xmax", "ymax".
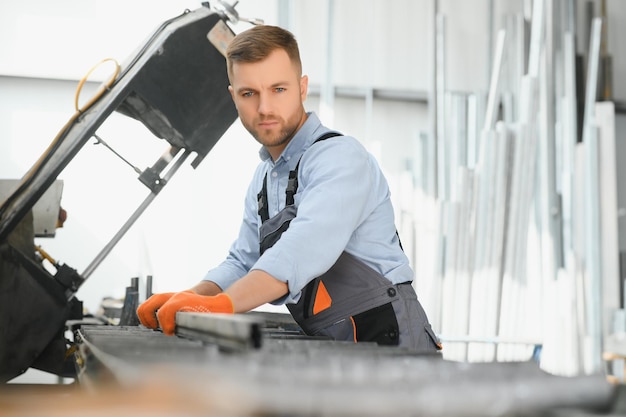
[{"xmin": 257, "ymin": 92, "xmax": 272, "ymax": 115}]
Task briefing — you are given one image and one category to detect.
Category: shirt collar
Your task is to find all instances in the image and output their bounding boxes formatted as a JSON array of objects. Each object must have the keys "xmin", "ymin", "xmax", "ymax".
[{"xmin": 258, "ymin": 112, "xmax": 325, "ymax": 164}]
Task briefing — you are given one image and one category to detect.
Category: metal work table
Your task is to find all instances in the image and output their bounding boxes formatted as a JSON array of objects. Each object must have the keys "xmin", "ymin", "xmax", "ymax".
[{"xmin": 69, "ymin": 312, "xmax": 620, "ymax": 417}]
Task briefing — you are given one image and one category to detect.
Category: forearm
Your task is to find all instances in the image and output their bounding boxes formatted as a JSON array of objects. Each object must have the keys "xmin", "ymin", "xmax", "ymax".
[
  {"xmin": 191, "ymin": 280, "xmax": 223, "ymax": 296},
  {"xmin": 225, "ymin": 269, "xmax": 288, "ymax": 313},
  {"xmin": 191, "ymin": 270, "xmax": 287, "ymax": 312}
]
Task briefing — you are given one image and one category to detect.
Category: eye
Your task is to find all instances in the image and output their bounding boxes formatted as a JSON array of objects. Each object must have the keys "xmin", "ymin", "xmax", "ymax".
[
  {"xmin": 275, "ymin": 87, "xmax": 286, "ymax": 93},
  {"xmin": 242, "ymin": 91, "xmax": 254, "ymax": 97}
]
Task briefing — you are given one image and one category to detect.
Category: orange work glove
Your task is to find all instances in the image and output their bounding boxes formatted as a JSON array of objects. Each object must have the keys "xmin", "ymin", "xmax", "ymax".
[
  {"xmin": 157, "ymin": 292, "xmax": 234, "ymax": 336},
  {"xmin": 136, "ymin": 292, "xmax": 178, "ymax": 329}
]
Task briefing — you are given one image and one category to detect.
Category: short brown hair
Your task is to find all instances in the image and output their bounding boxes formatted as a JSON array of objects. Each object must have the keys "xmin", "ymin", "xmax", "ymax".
[{"xmin": 226, "ymin": 25, "xmax": 302, "ymax": 82}]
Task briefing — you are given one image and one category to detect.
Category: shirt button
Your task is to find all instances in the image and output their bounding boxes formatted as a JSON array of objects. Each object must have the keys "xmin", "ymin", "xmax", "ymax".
[
  {"xmin": 272, "ymin": 171, "xmax": 278, "ymax": 178},
  {"xmin": 286, "ymin": 155, "xmax": 291, "ymax": 161}
]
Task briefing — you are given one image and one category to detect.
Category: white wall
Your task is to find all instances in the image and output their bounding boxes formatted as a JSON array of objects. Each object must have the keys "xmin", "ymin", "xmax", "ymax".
[{"xmin": 0, "ymin": 1, "xmax": 279, "ymax": 79}]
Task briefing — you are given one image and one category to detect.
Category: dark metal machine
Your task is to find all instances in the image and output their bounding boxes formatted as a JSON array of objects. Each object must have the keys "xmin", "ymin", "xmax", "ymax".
[{"xmin": 0, "ymin": 4, "xmax": 238, "ymax": 382}]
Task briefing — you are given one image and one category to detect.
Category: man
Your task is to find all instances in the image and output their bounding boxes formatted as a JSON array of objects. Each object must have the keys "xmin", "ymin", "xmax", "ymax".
[{"xmin": 137, "ymin": 25, "xmax": 441, "ymax": 352}]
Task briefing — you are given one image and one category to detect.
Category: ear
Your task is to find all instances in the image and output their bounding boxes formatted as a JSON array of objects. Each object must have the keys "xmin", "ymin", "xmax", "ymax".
[
  {"xmin": 227, "ymin": 85, "xmax": 238, "ymax": 109},
  {"xmin": 300, "ymin": 75, "xmax": 308, "ymax": 102}
]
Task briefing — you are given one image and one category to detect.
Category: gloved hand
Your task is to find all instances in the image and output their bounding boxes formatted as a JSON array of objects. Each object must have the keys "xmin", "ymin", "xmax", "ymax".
[
  {"xmin": 136, "ymin": 292, "xmax": 179, "ymax": 329},
  {"xmin": 157, "ymin": 292, "xmax": 234, "ymax": 336}
]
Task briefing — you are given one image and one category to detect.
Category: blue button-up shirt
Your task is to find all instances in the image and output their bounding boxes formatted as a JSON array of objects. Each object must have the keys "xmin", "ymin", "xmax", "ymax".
[{"xmin": 203, "ymin": 112, "xmax": 413, "ymax": 304}]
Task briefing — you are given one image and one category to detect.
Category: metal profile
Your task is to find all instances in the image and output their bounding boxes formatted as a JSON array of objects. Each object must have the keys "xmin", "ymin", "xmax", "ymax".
[
  {"xmin": 483, "ymin": 29, "xmax": 507, "ymax": 131},
  {"xmin": 582, "ymin": 17, "xmax": 604, "ymax": 375},
  {"xmin": 561, "ymin": 31, "xmax": 578, "ymax": 257},
  {"xmin": 175, "ymin": 312, "xmax": 264, "ymax": 351},
  {"xmin": 427, "ymin": 0, "xmax": 439, "ymax": 198},
  {"xmin": 435, "ymin": 13, "xmax": 447, "ymax": 200},
  {"xmin": 440, "ymin": 200, "xmax": 460, "ymax": 358},
  {"xmin": 595, "ymin": 102, "xmax": 620, "ymax": 351},
  {"xmin": 467, "ymin": 129, "xmax": 496, "ymax": 362},
  {"xmin": 490, "ymin": 122, "xmax": 513, "ymax": 361},
  {"xmin": 451, "ymin": 167, "xmax": 475, "ymax": 362}
]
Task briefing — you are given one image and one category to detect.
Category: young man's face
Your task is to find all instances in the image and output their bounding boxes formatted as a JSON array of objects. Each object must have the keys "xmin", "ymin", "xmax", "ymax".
[{"xmin": 228, "ymin": 48, "xmax": 308, "ymax": 160}]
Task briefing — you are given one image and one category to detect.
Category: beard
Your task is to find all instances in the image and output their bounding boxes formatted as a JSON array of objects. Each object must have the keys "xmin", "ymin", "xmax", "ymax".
[
  {"xmin": 244, "ymin": 111, "xmax": 304, "ymax": 152},
  {"xmin": 251, "ymin": 123, "xmax": 293, "ymax": 148}
]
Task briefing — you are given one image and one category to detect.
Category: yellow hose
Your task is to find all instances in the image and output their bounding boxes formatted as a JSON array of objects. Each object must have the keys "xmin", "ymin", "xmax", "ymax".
[
  {"xmin": 22, "ymin": 58, "xmax": 121, "ymax": 181},
  {"xmin": 35, "ymin": 244, "xmax": 58, "ymax": 267},
  {"xmin": 74, "ymin": 57, "xmax": 121, "ymax": 112}
]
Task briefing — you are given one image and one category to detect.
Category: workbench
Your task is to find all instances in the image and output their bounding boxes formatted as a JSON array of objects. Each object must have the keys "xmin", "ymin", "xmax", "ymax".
[{"xmin": 64, "ymin": 312, "xmax": 620, "ymax": 417}]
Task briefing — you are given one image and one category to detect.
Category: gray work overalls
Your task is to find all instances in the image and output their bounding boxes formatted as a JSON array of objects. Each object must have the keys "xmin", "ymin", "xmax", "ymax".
[{"xmin": 257, "ymin": 132, "xmax": 441, "ymax": 352}]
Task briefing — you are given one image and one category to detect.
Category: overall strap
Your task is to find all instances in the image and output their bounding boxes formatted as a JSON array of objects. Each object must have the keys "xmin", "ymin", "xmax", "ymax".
[
  {"xmin": 285, "ymin": 131, "xmax": 342, "ymax": 206},
  {"xmin": 257, "ymin": 131, "xmax": 342, "ymax": 224},
  {"xmin": 257, "ymin": 174, "xmax": 270, "ymax": 223}
]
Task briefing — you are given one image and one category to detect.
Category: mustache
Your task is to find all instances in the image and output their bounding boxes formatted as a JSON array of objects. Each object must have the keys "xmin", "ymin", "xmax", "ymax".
[{"xmin": 258, "ymin": 116, "xmax": 280, "ymax": 122}]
